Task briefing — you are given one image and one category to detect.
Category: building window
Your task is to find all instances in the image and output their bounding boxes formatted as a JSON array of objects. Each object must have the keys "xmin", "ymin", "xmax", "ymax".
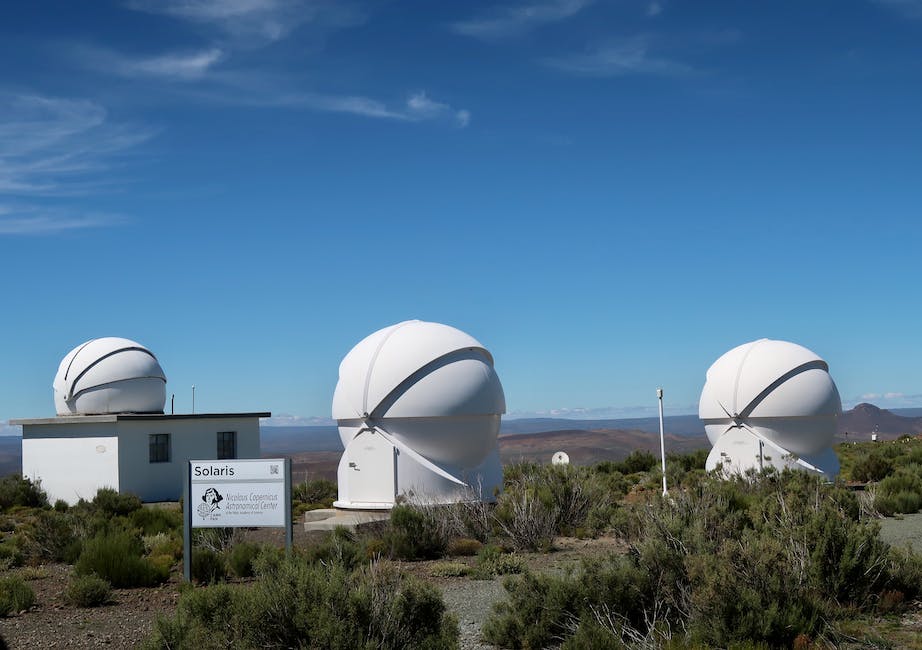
[
  {"xmin": 149, "ymin": 434, "xmax": 170, "ymax": 463},
  {"xmin": 217, "ymin": 431, "xmax": 237, "ymax": 460}
]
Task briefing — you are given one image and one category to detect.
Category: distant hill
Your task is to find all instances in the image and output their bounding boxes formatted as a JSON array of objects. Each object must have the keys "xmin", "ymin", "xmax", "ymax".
[
  {"xmin": 838, "ymin": 403, "xmax": 922, "ymax": 439},
  {"xmin": 499, "ymin": 428, "xmax": 709, "ymax": 466},
  {"xmin": 501, "ymin": 414, "xmax": 705, "ymax": 437}
]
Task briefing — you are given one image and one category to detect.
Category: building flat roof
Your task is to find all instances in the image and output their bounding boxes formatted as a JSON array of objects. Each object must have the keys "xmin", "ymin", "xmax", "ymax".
[{"xmin": 11, "ymin": 412, "xmax": 272, "ymax": 425}]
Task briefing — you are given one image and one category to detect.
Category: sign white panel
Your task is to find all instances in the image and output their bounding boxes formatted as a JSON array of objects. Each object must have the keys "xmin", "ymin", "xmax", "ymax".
[{"xmin": 189, "ymin": 459, "xmax": 286, "ymax": 528}]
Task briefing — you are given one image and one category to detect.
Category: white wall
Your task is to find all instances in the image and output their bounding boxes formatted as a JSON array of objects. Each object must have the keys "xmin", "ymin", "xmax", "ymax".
[
  {"xmin": 21, "ymin": 416, "xmax": 261, "ymax": 503},
  {"xmin": 117, "ymin": 417, "xmax": 260, "ymax": 502},
  {"xmin": 22, "ymin": 424, "xmax": 120, "ymax": 505}
]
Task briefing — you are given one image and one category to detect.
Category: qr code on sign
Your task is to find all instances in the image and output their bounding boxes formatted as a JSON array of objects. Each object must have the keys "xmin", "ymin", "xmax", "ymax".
[{"xmin": 270, "ymin": 464, "xmax": 279, "ymax": 475}]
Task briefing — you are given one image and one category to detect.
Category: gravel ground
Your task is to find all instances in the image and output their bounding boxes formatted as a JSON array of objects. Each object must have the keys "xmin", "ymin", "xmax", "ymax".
[
  {"xmin": 878, "ymin": 512, "xmax": 922, "ymax": 551},
  {"xmin": 439, "ymin": 578, "xmax": 507, "ymax": 650},
  {"xmin": 0, "ymin": 564, "xmax": 180, "ymax": 649}
]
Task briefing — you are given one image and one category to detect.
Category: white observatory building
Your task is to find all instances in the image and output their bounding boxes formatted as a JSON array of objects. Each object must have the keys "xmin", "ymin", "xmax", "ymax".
[
  {"xmin": 699, "ymin": 338, "xmax": 841, "ymax": 479},
  {"xmin": 332, "ymin": 320, "xmax": 505, "ymax": 509},
  {"xmin": 15, "ymin": 337, "xmax": 268, "ymax": 504}
]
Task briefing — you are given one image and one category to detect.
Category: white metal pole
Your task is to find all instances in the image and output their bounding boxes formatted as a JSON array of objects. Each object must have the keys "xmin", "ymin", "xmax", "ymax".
[
  {"xmin": 657, "ymin": 387, "xmax": 667, "ymax": 496},
  {"xmin": 192, "ymin": 385, "xmax": 195, "ymax": 414}
]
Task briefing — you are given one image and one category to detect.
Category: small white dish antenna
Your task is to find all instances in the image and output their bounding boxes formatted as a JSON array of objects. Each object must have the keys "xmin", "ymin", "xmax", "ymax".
[{"xmin": 552, "ymin": 451, "xmax": 570, "ymax": 466}]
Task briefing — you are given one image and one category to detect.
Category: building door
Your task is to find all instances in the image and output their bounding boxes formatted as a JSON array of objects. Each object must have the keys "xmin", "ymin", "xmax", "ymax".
[{"xmin": 344, "ymin": 430, "xmax": 395, "ymax": 505}]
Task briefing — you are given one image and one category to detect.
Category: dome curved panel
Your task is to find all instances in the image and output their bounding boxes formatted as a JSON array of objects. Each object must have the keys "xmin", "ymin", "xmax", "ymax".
[
  {"xmin": 383, "ymin": 356, "xmax": 506, "ymax": 418},
  {"xmin": 749, "ymin": 368, "xmax": 841, "ymax": 419},
  {"xmin": 332, "ymin": 320, "xmax": 505, "ymax": 468},
  {"xmin": 698, "ymin": 338, "xmax": 840, "ymax": 478},
  {"xmin": 332, "ymin": 320, "xmax": 494, "ymax": 419},
  {"xmin": 53, "ymin": 337, "xmax": 166, "ymax": 415}
]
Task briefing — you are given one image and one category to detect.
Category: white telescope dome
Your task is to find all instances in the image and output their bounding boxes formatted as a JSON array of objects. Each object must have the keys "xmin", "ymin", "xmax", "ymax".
[
  {"xmin": 333, "ymin": 320, "xmax": 505, "ymax": 508},
  {"xmin": 699, "ymin": 339, "xmax": 841, "ymax": 477},
  {"xmin": 53, "ymin": 337, "xmax": 167, "ymax": 415}
]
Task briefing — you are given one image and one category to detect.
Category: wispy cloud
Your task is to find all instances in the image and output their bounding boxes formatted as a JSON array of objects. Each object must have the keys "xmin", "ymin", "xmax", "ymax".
[
  {"xmin": 846, "ymin": 392, "xmax": 922, "ymax": 409},
  {"xmin": 126, "ymin": 0, "xmax": 365, "ymax": 44},
  {"xmin": 75, "ymin": 45, "xmax": 226, "ymax": 81},
  {"xmin": 544, "ymin": 37, "xmax": 696, "ymax": 77},
  {"xmin": 647, "ymin": 2, "xmax": 663, "ymax": 17},
  {"xmin": 128, "ymin": 48, "xmax": 226, "ymax": 80},
  {"xmin": 0, "ymin": 205, "xmax": 125, "ymax": 235},
  {"xmin": 453, "ymin": 0, "xmax": 593, "ymax": 40},
  {"xmin": 190, "ymin": 86, "xmax": 472, "ymax": 126},
  {"xmin": 0, "ymin": 92, "xmax": 152, "ymax": 235}
]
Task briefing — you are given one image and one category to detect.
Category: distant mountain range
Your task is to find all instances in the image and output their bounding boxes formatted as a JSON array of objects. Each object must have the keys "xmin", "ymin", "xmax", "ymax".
[{"xmin": 4, "ymin": 404, "xmax": 922, "ymax": 480}]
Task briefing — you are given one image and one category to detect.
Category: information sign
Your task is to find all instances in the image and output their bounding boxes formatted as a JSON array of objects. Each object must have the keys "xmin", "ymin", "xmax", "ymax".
[{"xmin": 183, "ymin": 458, "xmax": 291, "ymax": 582}]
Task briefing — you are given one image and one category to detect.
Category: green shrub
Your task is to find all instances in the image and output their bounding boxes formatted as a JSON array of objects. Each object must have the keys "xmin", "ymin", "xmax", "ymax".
[
  {"xmin": 852, "ymin": 453, "xmax": 894, "ymax": 482},
  {"xmin": 304, "ymin": 526, "xmax": 365, "ymax": 569},
  {"xmin": 476, "ymin": 545, "xmax": 526, "ymax": 577},
  {"xmin": 0, "ymin": 539, "xmax": 23, "ymax": 569},
  {"xmin": 21, "ymin": 510, "xmax": 82, "ymax": 564},
  {"xmin": 65, "ymin": 574, "xmax": 112, "ymax": 607},
  {"xmin": 484, "ymin": 471, "xmax": 922, "ymax": 649},
  {"xmin": 429, "ymin": 562, "xmax": 471, "ymax": 577},
  {"xmin": 0, "ymin": 576, "xmax": 35, "ymax": 616},
  {"xmin": 91, "ymin": 488, "xmax": 142, "ymax": 517},
  {"xmin": 226, "ymin": 542, "xmax": 261, "ymax": 578},
  {"xmin": 292, "ymin": 478, "xmax": 337, "ymax": 507},
  {"xmin": 874, "ymin": 469, "xmax": 922, "ymax": 515},
  {"xmin": 75, "ymin": 531, "xmax": 168, "ymax": 588},
  {"xmin": 447, "ymin": 537, "xmax": 483, "ymax": 556},
  {"xmin": 143, "ymin": 532, "xmax": 182, "ymax": 559},
  {"xmin": 146, "ymin": 558, "xmax": 458, "ymax": 649},
  {"xmin": 383, "ymin": 505, "xmax": 447, "ymax": 560},
  {"xmin": 53, "ymin": 499, "xmax": 69, "ymax": 512},
  {"xmin": 191, "ymin": 548, "xmax": 226, "ymax": 585},
  {"xmin": 612, "ymin": 450, "xmax": 658, "ymax": 475},
  {"xmin": 0, "ymin": 475, "xmax": 48, "ymax": 511},
  {"xmin": 131, "ymin": 506, "xmax": 182, "ymax": 536}
]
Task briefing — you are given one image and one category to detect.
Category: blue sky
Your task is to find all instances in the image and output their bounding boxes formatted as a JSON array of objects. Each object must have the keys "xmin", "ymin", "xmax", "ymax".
[{"xmin": 2, "ymin": 0, "xmax": 922, "ymax": 428}]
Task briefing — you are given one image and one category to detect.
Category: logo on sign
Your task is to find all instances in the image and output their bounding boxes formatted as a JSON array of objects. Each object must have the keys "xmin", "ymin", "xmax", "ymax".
[{"xmin": 197, "ymin": 487, "xmax": 224, "ymax": 520}]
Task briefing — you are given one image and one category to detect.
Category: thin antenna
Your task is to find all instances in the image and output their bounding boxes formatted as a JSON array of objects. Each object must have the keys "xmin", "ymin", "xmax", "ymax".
[
  {"xmin": 192, "ymin": 385, "xmax": 196, "ymax": 414},
  {"xmin": 171, "ymin": 394, "xmax": 175, "ymax": 415},
  {"xmin": 657, "ymin": 387, "xmax": 667, "ymax": 496}
]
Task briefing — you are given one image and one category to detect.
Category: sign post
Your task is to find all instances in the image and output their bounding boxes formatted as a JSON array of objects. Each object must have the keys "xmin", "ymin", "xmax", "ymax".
[{"xmin": 183, "ymin": 458, "xmax": 291, "ymax": 582}]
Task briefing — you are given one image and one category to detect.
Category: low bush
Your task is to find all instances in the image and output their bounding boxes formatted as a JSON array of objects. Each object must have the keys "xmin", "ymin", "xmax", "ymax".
[
  {"xmin": 20, "ymin": 510, "xmax": 82, "ymax": 564},
  {"xmin": 0, "ymin": 576, "xmax": 35, "ymax": 616},
  {"xmin": 447, "ymin": 537, "xmax": 483, "ymax": 557},
  {"xmin": 131, "ymin": 506, "xmax": 182, "ymax": 536},
  {"xmin": 191, "ymin": 548, "xmax": 226, "ymax": 585},
  {"xmin": 146, "ymin": 557, "xmax": 458, "ymax": 649},
  {"xmin": 476, "ymin": 545, "xmax": 525, "ymax": 577},
  {"xmin": 0, "ymin": 475, "xmax": 48, "ymax": 511},
  {"xmin": 65, "ymin": 574, "xmax": 112, "ymax": 607},
  {"xmin": 304, "ymin": 526, "xmax": 365, "ymax": 569},
  {"xmin": 484, "ymin": 471, "xmax": 922, "ymax": 649},
  {"xmin": 429, "ymin": 562, "xmax": 471, "ymax": 577},
  {"xmin": 75, "ymin": 531, "xmax": 169, "ymax": 588},
  {"xmin": 226, "ymin": 542, "xmax": 261, "ymax": 578},
  {"xmin": 91, "ymin": 488, "xmax": 142, "ymax": 517},
  {"xmin": 874, "ymin": 468, "xmax": 922, "ymax": 515},
  {"xmin": 292, "ymin": 478, "xmax": 337, "ymax": 508},
  {"xmin": 382, "ymin": 505, "xmax": 447, "ymax": 560},
  {"xmin": 143, "ymin": 532, "xmax": 182, "ymax": 559},
  {"xmin": 0, "ymin": 539, "xmax": 23, "ymax": 569},
  {"xmin": 495, "ymin": 463, "xmax": 622, "ymax": 549},
  {"xmin": 852, "ymin": 452, "xmax": 895, "ymax": 483}
]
